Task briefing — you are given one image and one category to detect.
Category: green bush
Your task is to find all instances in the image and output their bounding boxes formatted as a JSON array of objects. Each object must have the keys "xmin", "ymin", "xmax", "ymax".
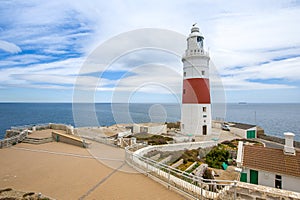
[
  {"xmin": 165, "ymin": 122, "xmax": 180, "ymax": 129},
  {"xmin": 182, "ymin": 149, "xmax": 199, "ymax": 162},
  {"xmin": 205, "ymin": 145, "xmax": 229, "ymax": 169},
  {"xmin": 147, "ymin": 135, "xmax": 173, "ymax": 145}
]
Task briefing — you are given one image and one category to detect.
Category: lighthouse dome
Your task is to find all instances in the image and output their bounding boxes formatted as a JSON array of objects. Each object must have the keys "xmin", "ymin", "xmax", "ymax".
[{"xmin": 190, "ymin": 26, "xmax": 204, "ymax": 38}]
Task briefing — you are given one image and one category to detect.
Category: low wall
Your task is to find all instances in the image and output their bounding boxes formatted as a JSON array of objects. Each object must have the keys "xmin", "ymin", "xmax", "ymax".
[
  {"xmin": 0, "ymin": 130, "xmax": 28, "ymax": 148},
  {"xmin": 212, "ymin": 120, "xmax": 222, "ymax": 129},
  {"xmin": 134, "ymin": 141, "xmax": 217, "ymax": 157},
  {"xmin": 52, "ymin": 131, "xmax": 88, "ymax": 148},
  {"xmin": 49, "ymin": 123, "xmax": 74, "ymax": 134},
  {"xmin": 217, "ymin": 182, "xmax": 300, "ymax": 200},
  {"xmin": 258, "ymin": 134, "xmax": 300, "ymax": 148}
]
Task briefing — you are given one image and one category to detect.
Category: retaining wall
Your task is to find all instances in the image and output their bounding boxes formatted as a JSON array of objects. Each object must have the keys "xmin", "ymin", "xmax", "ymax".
[
  {"xmin": 217, "ymin": 182, "xmax": 300, "ymax": 200},
  {"xmin": 134, "ymin": 141, "xmax": 217, "ymax": 157}
]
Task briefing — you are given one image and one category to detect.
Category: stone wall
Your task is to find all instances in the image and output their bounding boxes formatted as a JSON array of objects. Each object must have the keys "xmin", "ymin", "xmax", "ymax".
[
  {"xmin": 49, "ymin": 123, "xmax": 74, "ymax": 134},
  {"xmin": 134, "ymin": 141, "xmax": 217, "ymax": 157},
  {"xmin": 217, "ymin": 182, "xmax": 300, "ymax": 200}
]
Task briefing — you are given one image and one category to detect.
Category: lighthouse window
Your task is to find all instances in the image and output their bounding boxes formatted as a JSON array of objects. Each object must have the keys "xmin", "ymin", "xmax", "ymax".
[
  {"xmin": 184, "ymin": 72, "xmax": 186, "ymax": 77},
  {"xmin": 203, "ymin": 107, "xmax": 207, "ymax": 112},
  {"xmin": 203, "ymin": 115, "xmax": 207, "ymax": 118},
  {"xmin": 202, "ymin": 71, "xmax": 205, "ymax": 76},
  {"xmin": 183, "ymin": 89, "xmax": 186, "ymax": 94}
]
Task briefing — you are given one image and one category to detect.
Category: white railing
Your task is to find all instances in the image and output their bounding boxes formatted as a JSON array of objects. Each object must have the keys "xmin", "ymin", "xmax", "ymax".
[{"xmin": 125, "ymin": 145, "xmax": 237, "ymax": 200}]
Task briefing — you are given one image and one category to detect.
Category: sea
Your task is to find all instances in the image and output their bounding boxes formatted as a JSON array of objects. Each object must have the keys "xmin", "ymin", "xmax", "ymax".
[{"xmin": 0, "ymin": 103, "xmax": 299, "ymax": 141}]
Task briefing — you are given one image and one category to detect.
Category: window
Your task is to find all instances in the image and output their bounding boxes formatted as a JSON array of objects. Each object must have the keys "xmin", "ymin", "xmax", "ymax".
[
  {"xmin": 275, "ymin": 175, "xmax": 282, "ymax": 189},
  {"xmin": 201, "ymin": 71, "xmax": 205, "ymax": 76},
  {"xmin": 203, "ymin": 107, "xmax": 207, "ymax": 112},
  {"xmin": 203, "ymin": 115, "xmax": 207, "ymax": 118},
  {"xmin": 183, "ymin": 89, "xmax": 186, "ymax": 94},
  {"xmin": 182, "ymin": 124, "xmax": 184, "ymax": 129},
  {"xmin": 184, "ymin": 72, "xmax": 186, "ymax": 77}
]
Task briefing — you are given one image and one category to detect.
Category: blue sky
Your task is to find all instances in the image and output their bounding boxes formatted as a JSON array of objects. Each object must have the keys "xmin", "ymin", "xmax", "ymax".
[{"xmin": 0, "ymin": 0, "xmax": 300, "ymax": 103}]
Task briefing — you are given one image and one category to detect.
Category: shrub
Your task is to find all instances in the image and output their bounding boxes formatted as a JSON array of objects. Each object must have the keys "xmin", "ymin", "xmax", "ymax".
[{"xmin": 205, "ymin": 145, "xmax": 229, "ymax": 169}]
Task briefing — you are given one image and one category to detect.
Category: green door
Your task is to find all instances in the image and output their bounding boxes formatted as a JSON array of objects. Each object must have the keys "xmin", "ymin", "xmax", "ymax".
[
  {"xmin": 247, "ymin": 130, "xmax": 256, "ymax": 139},
  {"xmin": 240, "ymin": 172, "xmax": 247, "ymax": 182},
  {"xmin": 56, "ymin": 135, "xmax": 60, "ymax": 142},
  {"xmin": 250, "ymin": 170, "xmax": 258, "ymax": 184}
]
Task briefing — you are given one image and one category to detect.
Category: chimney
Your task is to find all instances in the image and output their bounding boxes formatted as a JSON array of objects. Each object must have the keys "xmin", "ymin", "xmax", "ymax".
[{"xmin": 284, "ymin": 132, "xmax": 295, "ymax": 155}]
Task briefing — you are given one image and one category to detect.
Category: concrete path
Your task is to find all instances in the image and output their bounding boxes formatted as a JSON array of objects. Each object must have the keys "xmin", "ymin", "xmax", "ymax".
[{"xmin": 0, "ymin": 142, "xmax": 184, "ymax": 200}]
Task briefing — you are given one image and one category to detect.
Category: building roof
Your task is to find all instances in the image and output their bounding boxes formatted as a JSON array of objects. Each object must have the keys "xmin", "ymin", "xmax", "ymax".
[
  {"xmin": 243, "ymin": 145, "xmax": 300, "ymax": 177},
  {"xmin": 231, "ymin": 122, "xmax": 256, "ymax": 130}
]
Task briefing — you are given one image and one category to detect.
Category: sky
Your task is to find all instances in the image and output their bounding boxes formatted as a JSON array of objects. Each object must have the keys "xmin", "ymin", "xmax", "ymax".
[{"xmin": 0, "ymin": 0, "xmax": 300, "ymax": 103}]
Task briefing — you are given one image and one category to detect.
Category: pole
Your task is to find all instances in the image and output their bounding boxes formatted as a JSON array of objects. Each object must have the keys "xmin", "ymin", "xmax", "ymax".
[
  {"xmin": 168, "ymin": 167, "xmax": 171, "ymax": 189},
  {"xmin": 147, "ymin": 161, "xmax": 149, "ymax": 176},
  {"xmin": 200, "ymin": 178, "xmax": 203, "ymax": 200},
  {"xmin": 234, "ymin": 180, "xmax": 237, "ymax": 200}
]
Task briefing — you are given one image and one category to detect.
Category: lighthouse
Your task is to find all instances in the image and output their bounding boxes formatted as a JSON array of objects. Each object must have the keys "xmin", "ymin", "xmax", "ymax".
[{"xmin": 181, "ymin": 25, "xmax": 211, "ymax": 136}]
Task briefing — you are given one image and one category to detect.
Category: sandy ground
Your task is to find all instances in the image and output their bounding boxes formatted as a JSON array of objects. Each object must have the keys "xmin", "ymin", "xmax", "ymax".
[{"xmin": 0, "ymin": 142, "xmax": 184, "ymax": 200}]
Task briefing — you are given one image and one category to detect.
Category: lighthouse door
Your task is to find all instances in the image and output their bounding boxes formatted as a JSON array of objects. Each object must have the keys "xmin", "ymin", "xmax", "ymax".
[{"xmin": 202, "ymin": 125, "xmax": 207, "ymax": 135}]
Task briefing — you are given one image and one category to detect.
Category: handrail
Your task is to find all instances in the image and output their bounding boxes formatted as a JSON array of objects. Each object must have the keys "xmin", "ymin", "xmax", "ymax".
[{"xmin": 125, "ymin": 144, "xmax": 237, "ymax": 199}]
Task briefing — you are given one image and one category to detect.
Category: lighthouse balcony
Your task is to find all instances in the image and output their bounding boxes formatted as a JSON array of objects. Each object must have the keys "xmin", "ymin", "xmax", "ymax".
[{"xmin": 184, "ymin": 49, "xmax": 209, "ymax": 58}]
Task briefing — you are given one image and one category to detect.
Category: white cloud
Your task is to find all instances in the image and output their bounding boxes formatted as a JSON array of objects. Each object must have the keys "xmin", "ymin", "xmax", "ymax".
[
  {"xmin": 0, "ymin": 0, "xmax": 300, "ymax": 102},
  {"xmin": 0, "ymin": 40, "xmax": 21, "ymax": 53}
]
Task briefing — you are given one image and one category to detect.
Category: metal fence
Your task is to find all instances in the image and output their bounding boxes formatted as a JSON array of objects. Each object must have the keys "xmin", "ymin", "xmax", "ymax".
[{"xmin": 125, "ymin": 145, "xmax": 237, "ymax": 200}]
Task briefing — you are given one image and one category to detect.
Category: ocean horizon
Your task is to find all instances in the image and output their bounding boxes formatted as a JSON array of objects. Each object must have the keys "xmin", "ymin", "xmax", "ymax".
[{"xmin": 0, "ymin": 102, "xmax": 299, "ymax": 141}]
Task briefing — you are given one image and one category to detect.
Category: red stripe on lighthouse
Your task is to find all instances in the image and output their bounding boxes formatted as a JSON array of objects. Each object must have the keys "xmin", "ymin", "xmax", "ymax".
[{"xmin": 182, "ymin": 78, "xmax": 210, "ymax": 104}]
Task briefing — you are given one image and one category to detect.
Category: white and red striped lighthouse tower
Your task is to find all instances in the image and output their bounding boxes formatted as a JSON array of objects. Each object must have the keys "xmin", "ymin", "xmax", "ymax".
[{"xmin": 181, "ymin": 25, "xmax": 211, "ymax": 136}]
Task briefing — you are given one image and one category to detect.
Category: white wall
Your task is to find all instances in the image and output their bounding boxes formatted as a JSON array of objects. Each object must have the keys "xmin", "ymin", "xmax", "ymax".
[
  {"xmin": 244, "ymin": 167, "xmax": 300, "ymax": 193},
  {"xmin": 212, "ymin": 121, "xmax": 222, "ymax": 129},
  {"xmin": 148, "ymin": 125, "xmax": 167, "ymax": 135},
  {"xmin": 133, "ymin": 124, "xmax": 166, "ymax": 135},
  {"xmin": 258, "ymin": 171, "xmax": 274, "ymax": 188},
  {"xmin": 282, "ymin": 174, "xmax": 300, "ymax": 193},
  {"xmin": 183, "ymin": 65, "xmax": 209, "ymax": 79},
  {"xmin": 181, "ymin": 104, "xmax": 211, "ymax": 136},
  {"xmin": 134, "ymin": 141, "xmax": 216, "ymax": 157},
  {"xmin": 230, "ymin": 127, "xmax": 246, "ymax": 138},
  {"xmin": 133, "ymin": 124, "xmax": 140, "ymax": 133}
]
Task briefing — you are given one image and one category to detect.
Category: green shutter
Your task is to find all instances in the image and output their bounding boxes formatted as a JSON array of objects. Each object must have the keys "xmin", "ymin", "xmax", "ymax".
[
  {"xmin": 240, "ymin": 172, "xmax": 247, "ymax": 182},
  {"xmin": 250, "ymin": 169, "xmax": 258, "ymax": 184},
  {"xmin": 247, "ymin": 130, "xmax": 256, "ymax": 139}
]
